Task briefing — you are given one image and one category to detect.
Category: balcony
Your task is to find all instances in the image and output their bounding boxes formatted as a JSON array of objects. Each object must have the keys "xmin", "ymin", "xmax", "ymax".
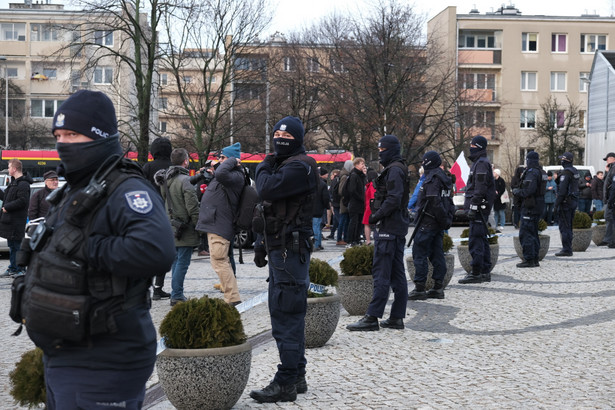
[
  {"xmin": 458, "ymin": 49, "xmax": 501, "ymax": 66},
  {"xmin": 459, "ymin": 89, "xmax": 500, "ymax": 106}
]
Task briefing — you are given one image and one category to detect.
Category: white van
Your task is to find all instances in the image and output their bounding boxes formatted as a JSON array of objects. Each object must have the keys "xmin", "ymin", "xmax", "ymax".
[{"xmin": 543, "ymin": 165, "xmax": 596, "ymax": 179}]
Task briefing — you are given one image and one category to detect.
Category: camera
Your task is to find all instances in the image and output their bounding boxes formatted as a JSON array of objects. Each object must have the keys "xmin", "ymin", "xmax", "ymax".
[{"xmin": 189, "ymin": 168, "xmax": 214, "ymax": 185}]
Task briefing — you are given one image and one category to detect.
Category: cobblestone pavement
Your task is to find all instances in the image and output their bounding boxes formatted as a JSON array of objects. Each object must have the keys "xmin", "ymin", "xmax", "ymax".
[{"xmin": 2, "ymin": 226, "xmax": 615, "ymax": 409}]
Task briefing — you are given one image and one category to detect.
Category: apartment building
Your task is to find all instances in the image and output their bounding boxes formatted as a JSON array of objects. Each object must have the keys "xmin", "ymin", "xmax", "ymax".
[
  {"xmin": 0, "ymin": 0, "xmax": 148, "ymax": 149},
  {"xmin": 428, "ymin": 5, "xmax": 615, "ymax": 172}
]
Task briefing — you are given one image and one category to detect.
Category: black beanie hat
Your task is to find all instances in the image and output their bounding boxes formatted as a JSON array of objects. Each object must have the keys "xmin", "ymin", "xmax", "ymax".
[
  {"xmin": 422, "ymin": 150, "xmax": 442, "ymax": 170},
  {"xmin": 272, "ymin": 116, "xmax": 304, "ymax": 144},
  {"xmin": 52, "ymin": 90, "xmax": 118, "ymax": 140},
  {"xmin": 378, "ymin": 134, "xmax": 401, "ymax": 152},
  {"xmin": 526, "ymin": 151, "xmax": 539, "ymax": 161},
  {"xmin": 471, "ymin": 135, "xmax": 488, "ymax": 150}
]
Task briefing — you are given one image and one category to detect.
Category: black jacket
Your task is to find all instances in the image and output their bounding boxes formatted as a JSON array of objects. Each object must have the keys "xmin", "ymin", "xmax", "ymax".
[
  {"xmin": 591, "ymin": 176, "xmax": 604, "ymax": 201},
  {"xmin": 312, "ymin": 178, "xmax": 330, "ymax": 217},
  {"xmin": 416, "ymin": 167, "xmax": 453, "ymax": 230},
  {"xmin": 464, "ymin": 151, "xmax": 495, "ymax": 213},
  {"xmin": 346, "ymin": 167, "xmax": 366, "ymax": 214},
  {"xmin": 370, "ymin": 160, "xmax": 410, "ymax": 237},
  {"xmin": 28, "ymin": 185, "xmax": 53, "ymax": 220},
  {"xmin": 0, "ymin": 173, "xmax": 32, "ymax": 240},
  {"xmin": 517, "ymin": 164, "xmax": 545, "ymax": 216},
  {"xmin": 493, "ymin": 177, "xmax": 507, "ymax": 211}
]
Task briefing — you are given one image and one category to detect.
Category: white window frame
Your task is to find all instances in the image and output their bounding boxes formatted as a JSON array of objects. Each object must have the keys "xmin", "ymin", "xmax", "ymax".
[
  {"xmin": 43, "ymin": 68, "xmax": 57, "ymax": 79},
  {"xmin": 550, "ymin": 110, "xmax": 566, "ymax": 129},
  {"xmin": 93, "ymin": 66, "xmax": 113, "ymax": 84},
  {"xmin": 520, "ymin": 109, "xmax": 536, "ymax": 129},
  {"xmin": 159, "ymin": 121, "xmax": 167, "ymax": 133},
  {"xmin": 284, "ymin": 56, "xmax": 296, "ymax": 72},
  {"xmin": 580, "ymin": 34, "xmax": 607, "ymax": 53},
  {"xmin": 522, "ymin": 33, "xmax": 538, "ymax": 52},
  {"xmin": 579, "ymin": 72, "xmax": 590, "ymax": 92},
  {"xmin": 521, "ymin": 71, "xmax": 537, "ymax": 91},
  {"xmin": 550, "ymin": 71, "xmax": 566, "ymax": 92},
  {"xmin": 94, "ymin": 30, "xmax": 113, "ymax": 46},
  {"xmin": 160, "ymin": 73, "xmax": 168, "ymax": 86},
  {"xmin": 307, "ymin": 57, "xmax": 320, "ymax": 73},
  {"xmin": 1, "ymin": 22, "xmax": 26, "ymax": 41},
  {"xmin": 31, "ymin": 99, "xmax": 63, "ymax": 118},
  {"xmin": 6, "ymin": 67, "xmax": 18, "ymax": 78},
  {"xmin": 159, "ymin": 97, "xmax": 168, "ymax": 110},
  {"xmin": 183, "ymin": 76, "xmax": 192, "ymax": 84},
  {"xmin": 551, "ymin": 33, "xmax": 567, "ymax": 53}
]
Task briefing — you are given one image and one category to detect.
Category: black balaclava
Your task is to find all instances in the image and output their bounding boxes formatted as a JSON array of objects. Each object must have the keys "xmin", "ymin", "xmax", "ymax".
[
  {"xmin": 469, "ymin": 135, "xmax": 488, "ymax": 162},
  {"xmin": 378, "ymin": 134, "xmax": 402, "ymax": 167},
  {"xmin": 559, "ymin": 152, "xmax": 573, "ymax": 168},
  {"xmin": 272, "ymin": 116, "xmax": 305, "ymax": 158},
  {"xmin": 422, "ymin": 150, "xmax": 442, "ymax": 170},
  {"xmin": 526, "ymin": 150, "xmax": 540, "ymax": 168},
  {"xmin": 57, "ymin": 137, "xmax": 123, "ymax": 187}
]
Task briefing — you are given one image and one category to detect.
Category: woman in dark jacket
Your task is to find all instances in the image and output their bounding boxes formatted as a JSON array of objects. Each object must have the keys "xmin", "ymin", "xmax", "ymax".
[
  {"xmin": 0, "ymin": 158, "xmax": 33, "ymax": 276},
  {"xmin": 493, "ymin": 169, "xmax": 507, "ymax": 230},
  {"xmin": 578, "ymin": 173, "xmax": 593, "ymax": 214}
]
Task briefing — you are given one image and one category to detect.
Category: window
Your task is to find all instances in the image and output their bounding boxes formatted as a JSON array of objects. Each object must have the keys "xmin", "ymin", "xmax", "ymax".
[
  {"xmin": 94, "ymin": 30, "xmax": 113, "ymax": 46},
  {"xmin": 520, "ymin": 109, "xmax": 536, "ymax": 129},
  {"xmin": 159, "ymin": 98, "xmax": 168, "ymax": 110},
  {"xmin": 183, "ymin": 76, "xmax": 192, "ymax": 84},
  {"xmin": 461, "ymin": 73, "xmax": 495, "ymax": 89},
  {"xmin": 159, "ymin": 122, "xmax": 167, "ymax": 133},
  {"xmin": 284, "ymin": 57, "xmax": 296, "ymax": 72},
  {"xmin": 458, "ymin": 30, "xmax": 499, "ymax": 49},
  {"xmin": 477, "ymin": 110, "xmax": 496, "ymax": 127},
  {"xmin": 31, "ymin": 99, "xmax": 63, "ymax": 118},
  {"xmin": 235, "ymin": 83, "xmax": 264, "ymax": 101},
  {"xmin": 234, "ymin": 57, "xmax": 266, "ymax": 71},
  {"xmin": 551, "ymin": 34, "xmax": 567, "ymax": 53},
  {"xmin": 550, "ymin": 110, "xmax": 566, "ymax": 128},
  {"xmin": 6, "ymin": 68, "xmax": 18, "ymax": 78},
  {"xmin": 579, "ymin": 72, "xmax": 590, "ymax": 92},
  {"xmin": 522, "ymin": 33, "xmax": 538, "ymax": 52},
  {"xmin": 581, "ymin": 34, "xmax": 606, "ymax": 53},
  {"xmin": 521, "ymin": 71, "xmax": 537, "ymax": 91},
  {"xmin": 93, "ymin": 66, "xmax": 113, "ymax": 84},
  {"xmin": 30, "ymin": 24, "xmax": 59, "ymax": 41},
  {"xmin": 43, "ymin": 68, "xmax": 57, "ymax": 79},
  {"xmin": 160, "ymin": 73, "xmax": 168, "ymax": 86},
  {"xmin": 71, "ymin": 70, "xmax": 81, "ymax": 87},
  {"xmin": 330, "ymin": 57, "xmax": 345, "ymax": 73},
  {"xmin": 579, "ymin": 110, "xmax": 586, "ymax": 129},
  {"xmin": 307, "ymin": 57, "xmax": 320, "ymax": 73},
  {"xmin": 1, "ymin": 23, "xmax": 26, "ymax": 41},
  {"xmin": 550, "ymin": 72, "xmax": 566, "ymax": 91}
]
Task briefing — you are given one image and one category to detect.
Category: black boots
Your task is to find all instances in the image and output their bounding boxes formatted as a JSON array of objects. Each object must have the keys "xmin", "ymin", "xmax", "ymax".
[
  {"xmin": 555, "ymin": 250, "xmax": 573, "ymax": 256},
  {"xmin": 380, "ymin": 317, "xmax": 404, "ymax": 329},
  {"xmin": 346, "ymin": 315, "xmax": 379, "ymax": 331},
  {"xmin": 516, "ymin": 259, "xmax": 539, "ymax": 268},
  {"xmin": 408, "ymin": 281, "xmax": 427, "ymax": 300},
  {"xmin": 426, "ymin": 281, "xmax": 445, "ymax": 299},
  {"xmin": 295, "ymin": 375, "xmax": 308, "ymax": 394},
  {"xmin": 250, "ymin": 381, "xmax": 297, "ymax": 403},
  {"xmin": 152, "ymin": 286, "xmax": 170, "ymax": 300},
  {"xmin": 458, "ymin": 272, "xmax": 483, "ymax": 284}
]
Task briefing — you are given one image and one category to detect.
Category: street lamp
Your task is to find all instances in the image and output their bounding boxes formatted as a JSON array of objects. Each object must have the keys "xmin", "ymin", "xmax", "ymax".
[{"xmin": 0, "ymin": 56, "xmax": 7, "ymax": 149}]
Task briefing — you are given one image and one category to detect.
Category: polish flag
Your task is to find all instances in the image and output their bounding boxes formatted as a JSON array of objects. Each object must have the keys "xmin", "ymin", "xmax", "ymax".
[{"xmin": 450, "ymin": 152, "xmax": 470, "ymax": 192}]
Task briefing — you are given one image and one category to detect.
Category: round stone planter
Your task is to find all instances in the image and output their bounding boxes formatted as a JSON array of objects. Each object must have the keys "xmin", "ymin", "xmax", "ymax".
[
  {"xmin": 305, "ymin": 294, "xmax": 341, "ymax": 348},
  {"xmin": 512, "ymin": 234, "xmax": 550, "ymax": 261},
  {"xmin": 157, "ymin": 342, "xmax": 252, "ymax": 410},
  {"xmin": 457, "ymin": 243, "xmax": 499, "ymax": 274},
  {"xmin": 336, "ymin": 275, "xmax": 373, "ymax": 316},
  {"xmin": 592, "ymin": 224, "xmax": 607, "ymax": 246},
  {"xmin": 405, "ymin": 253, "xmax": 455, "ymax": 289},
  {"xmin": 572, "ymin": 228, "xmax": 592, "ymax": 252}
]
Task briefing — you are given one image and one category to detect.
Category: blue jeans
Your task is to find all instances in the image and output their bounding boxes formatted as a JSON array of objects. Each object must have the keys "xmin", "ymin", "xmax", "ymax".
[
  {"xmin": 312, "ymin": 217, "xmax": 322, "ymax": 248},
  {"xmin": 494, "ymin": 209, "xmax": 506, "ymax": 227},
  {"xmin": 594, "ymin": 199, "xmax": 604, "ymax": 212},
  {"xmin": 8, "ymin": 239, "xmax": 20, "ymax": 271},
  {"xmin": 337, "ymin": 212, "xmax": 349, "ymax": 242},
  {"xmin": 171, "ymin": 246, "xmax": 193, "ymax": 300}
]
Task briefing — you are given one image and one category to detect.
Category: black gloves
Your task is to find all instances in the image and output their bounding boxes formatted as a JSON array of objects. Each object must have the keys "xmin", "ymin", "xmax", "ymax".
[
  {"xmin": 512, "ymin": 188, "xmax": 521, "ymax": 196},
  {"xmin": 368, "ymin": 214, "xmax": 378, "ymax": 225},
  {"xmin": 262, "ymin": 154, "xmax": 276, "ymax": 168},
  {"xmin": 254, "ymin": 247, "xmax": 268, "ymax": 268}
]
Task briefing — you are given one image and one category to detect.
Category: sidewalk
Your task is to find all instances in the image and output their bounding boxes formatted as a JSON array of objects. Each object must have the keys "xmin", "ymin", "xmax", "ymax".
[{"xmin": 2, "ymin": 226, "xmax": 615, "ymax": 408}]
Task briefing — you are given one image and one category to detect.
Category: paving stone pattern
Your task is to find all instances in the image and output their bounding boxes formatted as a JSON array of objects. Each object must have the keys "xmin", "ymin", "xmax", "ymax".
[{"xmin": 1, "ymin": 226, "xmax": 614, "ymax": 408}]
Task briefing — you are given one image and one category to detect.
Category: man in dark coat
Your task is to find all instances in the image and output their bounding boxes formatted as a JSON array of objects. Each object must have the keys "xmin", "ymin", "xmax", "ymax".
[
  {"xmin": 459, "ymin": 135, "xmax": 495, "ymax": 284},
  {"xmin": 142, "ymin": 137, "xmax": 172, "ymax": 195},
  {"xmin": 345, "ymin": 157, "xmax": 366, "ymax": 246},
  {"xmin": 28, "ymin": 170, "xmax": 59, "ymax": 221},
  {"xmin": 0, "ymin": 158, "xmax": 32, "ymax": 276},
  {"xmin": 554, "ymin": 152, "xmax": 580, "ymax": 256},
  {"xmin": 312, "ymin": 168, "xmax": 330, "ymax": 251}
]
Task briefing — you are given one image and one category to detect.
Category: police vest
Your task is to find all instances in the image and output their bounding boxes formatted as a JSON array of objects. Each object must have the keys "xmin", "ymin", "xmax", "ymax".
[
  {"xmin": 371, "ymin": 161, "xmax": 410, "ymax": 213},
  {"xmin": 21, "ymin": 159, "xmax": 149, "ymax": 345}
]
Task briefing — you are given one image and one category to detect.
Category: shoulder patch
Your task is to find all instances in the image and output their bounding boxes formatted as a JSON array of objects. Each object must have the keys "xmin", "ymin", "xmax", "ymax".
[
  {"xmin": 125, "ymin": 190, "xmax": 153, "ymax": 214},
  {"xmin": 560, "ymin": 175, "xmax": 566, "ymax": 182}
]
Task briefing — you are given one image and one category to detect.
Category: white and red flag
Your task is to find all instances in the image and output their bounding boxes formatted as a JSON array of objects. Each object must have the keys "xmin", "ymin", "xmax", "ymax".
[{"xmin": 450, "ymin": 151, "xmax": 470, "ymax": 192}]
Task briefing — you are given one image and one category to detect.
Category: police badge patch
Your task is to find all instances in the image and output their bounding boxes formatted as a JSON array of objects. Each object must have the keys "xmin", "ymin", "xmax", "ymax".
[{"xmin": 125, "ymin": 191, "xmax": 153, "ymax": 214}]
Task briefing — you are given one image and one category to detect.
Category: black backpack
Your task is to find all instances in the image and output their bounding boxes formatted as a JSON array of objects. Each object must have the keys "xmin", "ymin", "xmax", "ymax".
[
  {"xmin": 330, "ymin": 176, "xmax": 341, "ymax": 206},
  {"xmin": 225, "ymin": 167, "xmax": 258, "ymax": 232}
]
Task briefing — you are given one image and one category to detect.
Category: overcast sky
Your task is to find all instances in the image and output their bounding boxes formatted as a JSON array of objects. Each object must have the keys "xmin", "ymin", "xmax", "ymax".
[{"xmin": 1, "ymin": 0, "xmax": 613, "ymax": 33}]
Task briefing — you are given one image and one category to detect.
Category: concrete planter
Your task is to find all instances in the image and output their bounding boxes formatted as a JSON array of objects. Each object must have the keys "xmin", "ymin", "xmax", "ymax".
[
  {"xmin": 512, "ymin": 234, "xmax": 550, "ymax": 261},
  {"xmin": 336, "ymin": 275, "xmax": 373, "ymax": 316},
  {"xmin": 592, "ymin": 224, "xmax": 607, "ymax": 246},
  {"xmin": 305, "ymin": 294, "xmax": 341, "ymax": 348},
  {"xmin": 157, "ymin": 342, "xmax": 252, "ymax": 410},
  {"xmin": 457, "ymin": 244, "xmax": 499, "ymax": 274},
  {"xmin": 572, "ymin": 228, "xmax": 592, "ymax": 252},
  {"xmin": 405, "ymin": 253, "xmax": 455, "ymax": 289}
]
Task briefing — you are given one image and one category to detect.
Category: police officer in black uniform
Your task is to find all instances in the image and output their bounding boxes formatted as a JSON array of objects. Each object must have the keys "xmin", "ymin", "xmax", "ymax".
[
  {"xmin": 602, "ymin": 152, "xmax": 615, "ymax": 247},
  {"xmin": 250, "ymin": 116, "xmax": 318, "ymax": 403},
  {"xmin": 554, "ymin": 152, "xmax": 579, "ymax": 256},
  {"xmin": 18, "ymin": 90, "xmax": 176, "ymax": 409},
  {"xmin": 346, "ymin": 134, "xmax": 410, "ymax": 331},
  {"xmin": 409, "ymin": 150, "xmax": 453, "ymax": 300},
  {"xmin": 459, "ymin": 135, "xmax": 495, "ymax": 284},
  {"xmin": 513, "ymin": 151, "xmax": 546, "ymax": 267}
]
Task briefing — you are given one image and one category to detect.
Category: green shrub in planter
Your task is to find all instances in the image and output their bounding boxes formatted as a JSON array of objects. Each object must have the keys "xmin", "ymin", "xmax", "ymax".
[
  {"xmin": 593, "ymin": 210, "xmax": 606, "ymax": 226},
  {"xmin": 538, "ymin": 219, "xmax": 548, "ymax": 232},
  {"xmin": 9, "ymin": 348, "xmax": 46, "ymax": 409},
  {"xmin": 460, "ymin": 227, "xmax": 498, "ymax": 245},
  {"xmin": 160, "ymin": 296, "xmax": 246, "ymax": 349},
  {"xmin": 309, "ymin": 258, "xmax": 338, "ymax": 297},
  {"xmin": 443, "ymin": 233, "xmax": 453, "ymax": 253},
  {"xmin": 339, "ymin": 244, "xmax": 374, "ymax": 276},
  {"xmin": 573, "ymin": 211, "xmax": 592, "ymax": 229}
]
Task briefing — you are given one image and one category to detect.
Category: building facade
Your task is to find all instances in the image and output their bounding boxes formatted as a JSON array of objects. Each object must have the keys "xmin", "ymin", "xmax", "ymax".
[{"xmin": 428, "ymin": 5, "xmax": 615, "ymax": 174}]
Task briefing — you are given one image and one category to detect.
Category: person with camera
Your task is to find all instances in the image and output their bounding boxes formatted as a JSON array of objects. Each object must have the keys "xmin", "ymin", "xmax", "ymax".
[
  {"xmin": 17, "ymin": 90, "xmax": 175, "ymax": 409},
  {"xmin": 156, "ymin": 148, "xmax": 201, "ymax": 306},
  {"xmin": 195, "ymin": 142, "xmax": 244, "ymax": 306}
]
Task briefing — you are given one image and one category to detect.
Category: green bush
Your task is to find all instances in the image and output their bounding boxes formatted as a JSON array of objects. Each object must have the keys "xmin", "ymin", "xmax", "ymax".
[
  {"xmin": 339, "ymin": 244, "xmax": 374, "ymax": 276},
  {"xmin": 572, "ymin": 211, "xmax": 592, "ymax": 229},
  {"xmin": 593, "ymin": 210, "xmax": 606, "ymax": 225},
  {"xmin": 309, "ymin": 258, "xmax": 338, "ymax": 297},
  {"xmin": 538, "ymin": 219, "xmax": 548, "ymax": 232},
  {"xmin": 443, "ymin": 233, "xmax": 453, "ymax": 253},
  {"xmin": 460, "ymin": 227, "xmax": 498, "ymax": 245},
  {"xmin": 160, "ymin": 296, "xmax": 246, "ymax": 349},
  {"xmin": 9, "ymin": 348, "xmax": 46, "ymax": 409}
]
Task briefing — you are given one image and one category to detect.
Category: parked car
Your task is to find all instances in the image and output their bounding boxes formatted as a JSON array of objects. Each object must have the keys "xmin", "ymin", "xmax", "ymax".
[{"xmin": 453, "ymin": 187, "xmax": 468, "ymax": 223}]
